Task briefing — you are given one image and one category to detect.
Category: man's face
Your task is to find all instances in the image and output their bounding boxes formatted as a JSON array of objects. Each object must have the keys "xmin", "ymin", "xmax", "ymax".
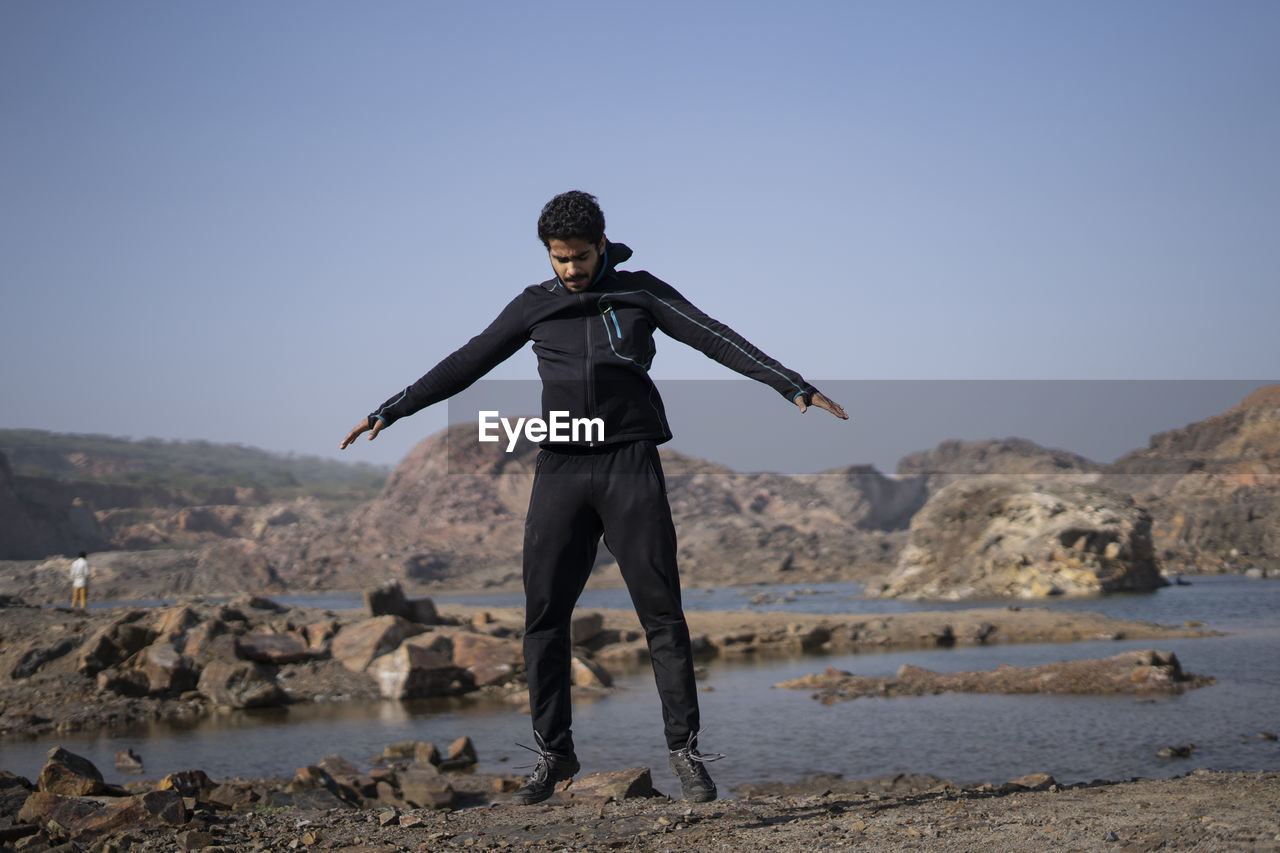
[{"xmin": 548, "ymin": 237, "xmax": 605, "ymax": 292}]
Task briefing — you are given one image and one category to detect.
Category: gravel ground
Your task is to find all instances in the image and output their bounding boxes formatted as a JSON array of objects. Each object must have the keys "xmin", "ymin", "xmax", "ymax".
[{"xmin": 8, "ymin": 768, "xmax": 1277, "ymax": 852}]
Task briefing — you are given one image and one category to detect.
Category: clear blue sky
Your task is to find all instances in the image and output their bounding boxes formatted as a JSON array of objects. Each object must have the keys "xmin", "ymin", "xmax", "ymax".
[{"xmin": 3, "ymin": 1, "xmax": 1277, "ymax": 472}]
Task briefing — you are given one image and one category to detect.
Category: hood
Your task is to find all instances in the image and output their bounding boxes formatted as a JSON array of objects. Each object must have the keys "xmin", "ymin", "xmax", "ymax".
[{"xmin": 604, "ymin": 240, "xmax": 633, "ymax": 269}]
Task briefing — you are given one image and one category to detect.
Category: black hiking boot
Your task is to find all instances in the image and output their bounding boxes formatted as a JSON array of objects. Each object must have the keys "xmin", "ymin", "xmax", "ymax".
[
  {"xmin": 511, "ymin": 733, "xmax": 580, "ymax": 805},
  {"xmin": 668, "ymin": 732, "xmax": 722, "ymax": 803}
]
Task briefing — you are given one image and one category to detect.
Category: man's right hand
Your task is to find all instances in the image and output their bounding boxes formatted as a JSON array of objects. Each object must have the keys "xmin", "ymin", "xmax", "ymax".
[{"xmin": 340, "ymin": 417, "xmax": 384, "ymax": 449}]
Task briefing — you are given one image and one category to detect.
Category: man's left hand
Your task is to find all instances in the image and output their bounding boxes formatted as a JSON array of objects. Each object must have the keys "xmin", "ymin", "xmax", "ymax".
[{"xmin": 796, "ymin": 390, "xmax": 849, "ymax": 420}]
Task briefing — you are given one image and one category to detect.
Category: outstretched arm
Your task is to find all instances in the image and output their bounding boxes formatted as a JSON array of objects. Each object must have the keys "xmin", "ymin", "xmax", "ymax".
[
  {"xmin": 645, "ymin": 278, "xmax": 849, "ymax": 420},
  {"xmin": 339, "ymin": 293, "xmax": 529, "ymax": 449}
]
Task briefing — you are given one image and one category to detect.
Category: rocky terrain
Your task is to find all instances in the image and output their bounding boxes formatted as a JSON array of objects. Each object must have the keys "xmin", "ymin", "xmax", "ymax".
[
  {"xmin": 3, "ymin": 384, "xmax": 1278, "ymax": 603},
  {"xmin": 273, "ymin": 425, "xmax": 923, "ymax": 594},
  {"xmin": 1, "ymin": 586, "xmax": 1212, "ymax": 742},
  {"xmin": 3, "ymin": 746, "xmax": 1278, "ymax": 852},
  {"xmin": 1107, "ymin": 384, "xmax": 1280, "ymax": 575}
]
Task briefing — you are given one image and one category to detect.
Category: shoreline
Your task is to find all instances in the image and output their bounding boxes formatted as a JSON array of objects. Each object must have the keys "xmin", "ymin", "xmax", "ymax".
[{"xmin": 0, "ymin": 598, "xmax": 1217, "ymax": 743}]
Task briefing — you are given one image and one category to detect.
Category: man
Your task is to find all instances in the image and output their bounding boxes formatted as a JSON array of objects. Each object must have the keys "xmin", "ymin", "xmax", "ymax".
[
  {"xmin": 341, "ymin": 191, "xmax": 847, "ymax": 804},
  {"xmin": 70, "ymin": 551, "xmax": 90, "ymax": 609}
]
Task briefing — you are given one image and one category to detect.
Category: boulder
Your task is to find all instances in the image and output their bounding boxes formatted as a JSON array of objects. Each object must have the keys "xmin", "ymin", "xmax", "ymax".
[
  {"xmin": 317, "ymin": 755, "xmax": 361, "ymax": 779},
  {"xmin": 570, "ymin": 612, "xmax": 605, "ymax": 646},
  {"xmin": 204, "ymin": 782, "xmax": 255, "ymax": 810},
  {"xmin": 18, "ymin": 790, "xmax": 186, "ymax": 839},
  {"xmin": 303, "ymin": 620, "xmax": 337, "ymax": 651},
  {"xmin": 0, "ymin": 772, "xmax": 33, "ymax": 828},
  {"xmin": 567, "ymin": 767, "xmax": 656, "ymax": 802},
  {"xmin": 196, "ymin": 659, "xmax": 287, "ymax": 708},
  {"xmin": 571, "ymin": 655, "xmax": 613, "ymax": 688},
  {"xmin": 182, "ymin": 619, "xmax": 231, "ymax": 664},
  {"xmin": 450, "ymin": 632, "xmax": 523, "ymax": 687},
  {"xmin": 36, "ymin": 748, "xmax": 109, "ymax": 796},
  {"xmin": 76, "ymin": 611, "xmax": 153, "ymax": 676},
  {"xmin": 138, "ymin": 641, "xmax": 199, "ymax": 694},
  {"xmin": 11, "ymin": 636, "xmax": 80, "ymax": 680},
  {"xmin": 595, "ymin": 640, "xmax": 651, "ymax": 669},
  {"xmin": 398, "ymin": 768, "xmax": 454, "ymax": 810},
  {"xmin": 365, "ymin": 580, "xmax": 412, "ymax": 618},
  {"xmin": 442, "ymin": 736, "xmax": 477, "ymax": 769},
  {"xmin": 290, "ymin": 765, "xmax": 363, "ymax": 805},
  {"xmin": 364, "ymin": 580, "xmax": 441, "ymax": 625},
  {"xmin": 152, "ymin": 605, "xmax": 200, "ymax": 643},
  {"xmin": 176, "ymin": 829, "xmax": 217, "ymax": 850},
  {"xmin": 331, "ymin": 616, "xmax": 421, "ymax": 672},
  {"xmin": 409, "ymin": 597, "xmax": 441, "ymax": 625},
  {"xmin": 877, "ymin": 479, "xmax": 1165, "ymax": 599},
  {"xmin": 414, "ymin": 742, "xmax": 442, "ymax": 767},
  {"xmin": 235, "ymin": 633, "xmax": 313, "ymax": 665},
  {"xmin": 114, "ymin": 749, "xmax": 144, "ymax": 773},
  {"xmin": 1007, "ymin": 772, "xmax": 1057, "ymax": 791},
  {"xmin": 378, "ymin": 741, "xmax": 441, "ymax": 766},
  {"xmin": 369, "ymin": 643, "xmax": 465, "ymax": 700},
  {"xmin": 96, "ymin": 666, "xmax": 153, "ymax": 697},
  {"xmin": 157, "ymin": 770, "xmax": 214, "ymax": 799}
]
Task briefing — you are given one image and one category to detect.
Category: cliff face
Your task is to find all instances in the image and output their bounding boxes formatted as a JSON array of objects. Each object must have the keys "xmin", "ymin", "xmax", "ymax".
[
  {"xmin": 1106, "ymin": 385, "xmax": 1280, "ymax": 573},
  {"xmin": 269, "ymin": 424, "xmax": 926, "ymax": 592},
  {"xmin": 0, "ymin": 452, "xmax": 105, "ymax": 560},
  {"xmin": 277, "ymin": 424, "xmax": 540, "ymax": 592}
]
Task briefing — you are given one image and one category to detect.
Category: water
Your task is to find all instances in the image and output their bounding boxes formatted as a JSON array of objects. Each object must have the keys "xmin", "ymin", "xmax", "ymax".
[{"xmin": 7, "ymin": 577, "xmax": 1279, "ymax": 795}]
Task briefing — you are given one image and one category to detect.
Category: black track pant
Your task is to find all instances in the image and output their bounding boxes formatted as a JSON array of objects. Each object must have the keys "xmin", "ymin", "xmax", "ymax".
[{"xmin": 522, "ymin": 439, "xmax": 700, "ymax": 755}]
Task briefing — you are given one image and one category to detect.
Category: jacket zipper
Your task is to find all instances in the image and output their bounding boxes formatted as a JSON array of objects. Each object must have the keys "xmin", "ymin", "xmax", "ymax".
[
  {"xmin": 604, "ymin": 306, "xmax": 622, "ymax": 338},
  {"xmin": 579, "ymin": 292, "xmax": 597, "ymax": 445}
]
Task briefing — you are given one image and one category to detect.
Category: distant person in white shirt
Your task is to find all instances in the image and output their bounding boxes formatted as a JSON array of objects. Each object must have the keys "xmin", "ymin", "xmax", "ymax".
[{"xmin": 70, "ymin": 551, "xmax": 91, "ymax": 609}]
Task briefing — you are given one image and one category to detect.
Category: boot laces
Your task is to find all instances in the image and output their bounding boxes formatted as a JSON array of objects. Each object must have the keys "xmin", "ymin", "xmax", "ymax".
[
  {"xmin": 672, "ymin": 729, "xmax": 724, "ymax": 763},
  {"xmin": 514, "ymin": 731, "xmax": 560, "ymax": 784}
]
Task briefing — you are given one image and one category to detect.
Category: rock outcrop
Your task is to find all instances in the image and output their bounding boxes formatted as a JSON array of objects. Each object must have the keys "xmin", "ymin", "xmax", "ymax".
[
  {"xmin": 282, "ymin": 424, "xmax": 922, "ymax": 592},
  {"xmin": 0, "ymin": 452, "xmax": 105, "ymax": 560},
  {"xmin": 777, "ymin": 649, "xmax": 1213, "ymax": 701},
  {"xmin": 897, "ymin": 437, "xmax": 1102, "ymax": 494},
  {"xmin": 1107, "ymin": 385, "xmax": 1280, "ymax": 574},
  {"xmin": 874, "ymin": 479, "xmax": 1164, "ymax": 599}
]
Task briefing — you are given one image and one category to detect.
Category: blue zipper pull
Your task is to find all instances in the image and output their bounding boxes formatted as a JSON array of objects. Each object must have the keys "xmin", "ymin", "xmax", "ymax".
[{"xmin": 604, "ymin": 306, "xmax": 623, "ymax": 337}]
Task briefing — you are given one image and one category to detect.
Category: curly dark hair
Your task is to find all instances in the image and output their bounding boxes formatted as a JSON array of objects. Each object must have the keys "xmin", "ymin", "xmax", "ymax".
[{"xmin": 537, "ymin": 190, "xmax": 606, "ymax": 247}]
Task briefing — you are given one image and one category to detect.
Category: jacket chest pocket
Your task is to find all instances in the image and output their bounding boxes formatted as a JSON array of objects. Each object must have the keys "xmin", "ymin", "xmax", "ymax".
[{"xmin": 598, "ymin": 304, "xmax": 654, "ymax": 367}]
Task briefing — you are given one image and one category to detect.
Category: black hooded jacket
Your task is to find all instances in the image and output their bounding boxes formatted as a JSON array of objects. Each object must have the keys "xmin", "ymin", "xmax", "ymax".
[{"xmin": 370, "ymin": 241, "xmax": 815, "ymax": 447}]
